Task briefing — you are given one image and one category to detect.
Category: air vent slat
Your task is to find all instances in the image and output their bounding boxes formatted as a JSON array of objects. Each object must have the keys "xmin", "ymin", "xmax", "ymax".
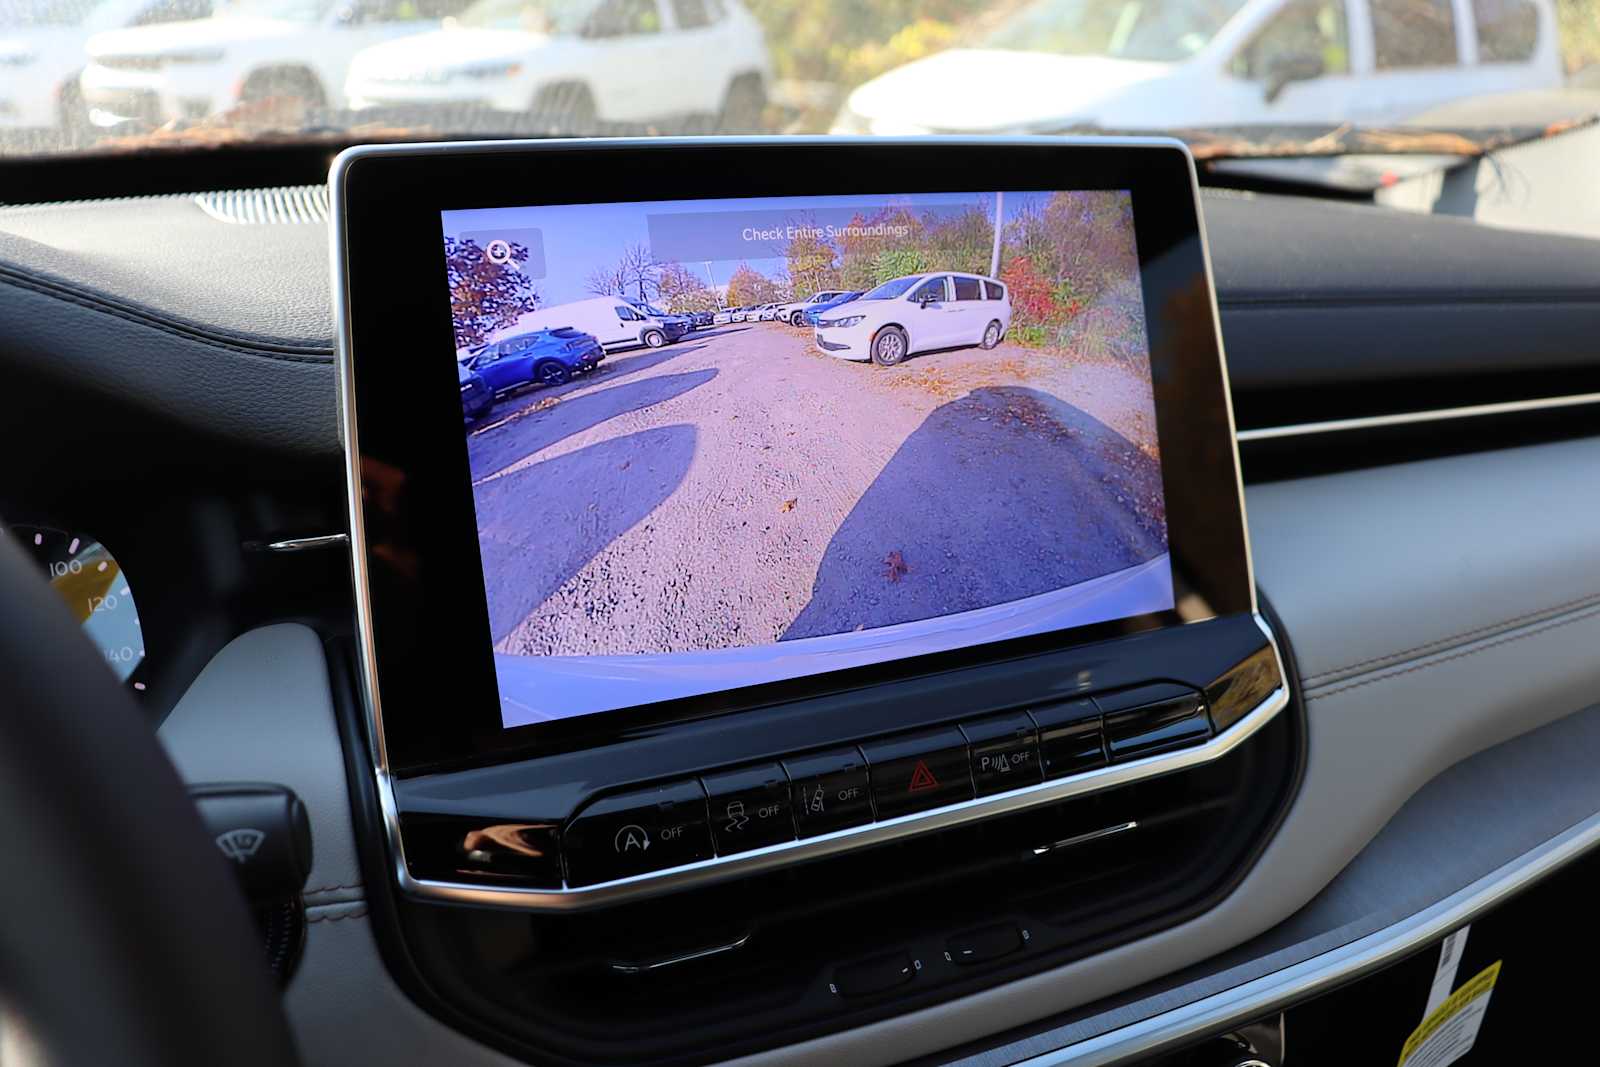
[{"xmin": 192, "ymin": 186, "xmax": 329, "ymax": 225}]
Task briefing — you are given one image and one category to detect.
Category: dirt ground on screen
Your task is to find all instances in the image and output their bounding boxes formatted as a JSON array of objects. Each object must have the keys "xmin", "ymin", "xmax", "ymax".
[{"xmin": 468, "ymin": 319, "xmax": 1166, "ymax": 657}]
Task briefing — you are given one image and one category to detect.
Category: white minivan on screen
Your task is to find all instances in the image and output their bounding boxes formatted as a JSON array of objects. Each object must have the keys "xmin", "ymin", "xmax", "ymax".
[{"xmin": 814, "ymin": 272, "xmax": 1011, "ymax": 367}]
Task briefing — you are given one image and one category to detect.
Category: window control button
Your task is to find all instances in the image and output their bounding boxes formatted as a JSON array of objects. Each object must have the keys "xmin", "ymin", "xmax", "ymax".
[
  {"xmin": 960, "ymin": 713, "xmax": 1042, "ymax": 796},
  {"xmin": 861, "ymin": 727, "xmax": 973, "ymax": 819},
  {"xmin": 701, "ymin": 763, "xmax": 795, "ymax": 854},
  {"xmin": 784, "ymin": 747, "xmax": 873, "ymax": 837},
  {"xmin": 832, "ymin": 951, "xmax": 918, "ymax": 997},
  {"xmin": 564, "ymin": 779, "xmax": 712, "ymax": 887}
]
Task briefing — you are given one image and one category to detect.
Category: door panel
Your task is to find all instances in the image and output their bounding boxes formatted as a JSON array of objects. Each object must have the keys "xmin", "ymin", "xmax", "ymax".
[{"xmin": 906, "ymin": 275, "xmax": 952, "ymax": 350}]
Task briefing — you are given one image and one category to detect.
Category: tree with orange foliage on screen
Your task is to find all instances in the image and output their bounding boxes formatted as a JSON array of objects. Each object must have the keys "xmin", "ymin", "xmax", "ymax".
[
  {"xmin": 445, "ymin": 237, "xmax": 541, "ymax": 349},
  {"xmin": 724, "ymin": 263, "xmax": 783, "ymax": 306}
]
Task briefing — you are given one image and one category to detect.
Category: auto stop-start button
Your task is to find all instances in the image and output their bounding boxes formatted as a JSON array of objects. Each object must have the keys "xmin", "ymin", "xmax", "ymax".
[{"xmin": 563, "ymin": 779, "xmax": 713, "ymax": 887}]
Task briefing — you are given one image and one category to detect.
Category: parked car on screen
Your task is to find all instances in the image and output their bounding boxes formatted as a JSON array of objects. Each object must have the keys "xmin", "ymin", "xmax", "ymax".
[
  {"xmin": 627, "ymin": 300, "xmax": 696, "ymax": 336},
  {"xmin": 507, "ymin": 295, "xmax": 686, "ymax": 351},
  {"xmin": 833, "ymin": 0, "xmax": 1562, "ymax": 134},
  {"xmin": 344, "ymin": 0, "xmax": 771, "ymax": 130},
  {"xmin": 712, "ymin": 307, "xmax": 736, "ymax": 324},
  {"xmin": 81, "ymin": 0, "xmax": 453, "ymax": 128},
  {"xmin": 773, "ymin": 289, "xmax": 851, "ymax": 326},
  {"xmin": 0, "ymin": 0, "xmax": 211, "ymax": 133},
  {"xmin": 755, "ymin": 302, "xmax": 784, "ymax": 321},
  {"xmin": 801, "ymin": 289, "xmax": 862, "ymax": 327},
  {"xmin": 814, "ymin": 272, "xmax": 1011, "ymax": 366},
  {"xmin": 459, "ymin": 359, "xmax": 494, "ymax": 422},
  {"xmin": 467, "ymin": 326, "xmax": 605, "ymax": 389}
]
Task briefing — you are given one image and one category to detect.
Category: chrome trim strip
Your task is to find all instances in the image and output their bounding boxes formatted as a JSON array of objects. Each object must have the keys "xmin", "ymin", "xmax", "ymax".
[
  {"xmin": 252, "ymin": 533, "xmax": 350, "ymax": 553},
  {"xmin": 1031, "ymin": 821, "xmax": 1139, "ymax": 857},
  {"xmin": 1012, "ymin": 806, "xmax": 1600, "ymax": 1066},
  {"xmin": 608, "ymin": 931, "xmax": 753, "ymax": 974},
  {"xmin": 329, "ymin": 137, "xmax": 1277, "ymax": 914},
  {"xmin": 1237, "ymin": 391, "xmax": 1600, "ymax": 442}
]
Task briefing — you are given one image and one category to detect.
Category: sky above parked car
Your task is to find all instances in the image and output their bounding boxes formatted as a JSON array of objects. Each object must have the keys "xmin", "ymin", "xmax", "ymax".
[{"xmin": 443, "ymin": 190, "xmax": 1022, "ymax": 305}]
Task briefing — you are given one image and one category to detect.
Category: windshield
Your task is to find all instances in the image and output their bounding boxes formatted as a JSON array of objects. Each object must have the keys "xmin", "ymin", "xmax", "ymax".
[
  {"xmin": 1, "ymin": 0, "xmax": 114, "ymax": 26},
  {"xmin": 983, "ymin": 0, "xmax": 1249, "ymax": 62},
  {"xmin": 454, "ymin": 0, "xmax": 592, "ymax": 32},
  {"xmin": 861, "ymin": 277, "xmax": 921, "ymax": 301},
  {"xmin": 7, "ymin": 0, "xmax": 1599, "ymax": 206},
  {"xmin": 214, "ymin": 0, "xmax": 331, "ymax": 19}
]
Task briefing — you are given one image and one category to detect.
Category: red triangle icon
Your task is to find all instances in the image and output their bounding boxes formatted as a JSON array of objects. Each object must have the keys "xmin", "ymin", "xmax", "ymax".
[{"xmin": 908, "ymin": 760, "xmax": 940, "ymax": 792}]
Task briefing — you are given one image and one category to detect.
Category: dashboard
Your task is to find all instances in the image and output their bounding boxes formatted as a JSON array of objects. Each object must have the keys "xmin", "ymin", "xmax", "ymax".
[{"xmin": 2, "ymin": 142, "xmax": 1599, "ymax": 1067}]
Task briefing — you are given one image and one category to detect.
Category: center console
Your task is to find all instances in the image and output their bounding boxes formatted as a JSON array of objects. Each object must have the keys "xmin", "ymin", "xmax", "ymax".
[{"xmin": 332, "ymin": 137, "xmax": 1302, "ymax": 1064}]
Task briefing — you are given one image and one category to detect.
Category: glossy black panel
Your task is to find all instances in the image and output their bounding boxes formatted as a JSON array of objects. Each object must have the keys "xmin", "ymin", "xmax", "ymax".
[{"xmin": 393, "ymin": 613, "xmax": 1274, "ymax": 825}]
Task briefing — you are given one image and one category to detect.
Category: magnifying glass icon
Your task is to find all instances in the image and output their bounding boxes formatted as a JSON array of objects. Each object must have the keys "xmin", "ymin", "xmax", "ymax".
[{"xmin": 485, "ymin": 239, "xmax": 513, "ymax": 265}]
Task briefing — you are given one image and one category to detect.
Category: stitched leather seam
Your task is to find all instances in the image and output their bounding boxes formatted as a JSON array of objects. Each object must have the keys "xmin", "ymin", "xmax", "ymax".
[
  {"xmin": 307, "ymin": 909, "xmax": 369, "ymax": 924},
  {"xmin": 304, "ymin": 882, "xmax": 364, "ymax": 894},
  {"xmin": 0, "ymin": 267, "xmax": 335, "ymax": 362},
  {"xmin": 1308, "ymin": 603, "xmax": 1600, "ymax": 702},
  {"xmin": 1303, "ymin": 589, "xmax": 1600, "ymax": 684}
]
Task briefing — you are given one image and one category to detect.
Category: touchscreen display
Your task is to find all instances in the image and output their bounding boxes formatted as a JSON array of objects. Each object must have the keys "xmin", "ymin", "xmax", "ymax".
[{"xmin": 440, "ymin": 191, "xmax": 1173, "ymax": 729}]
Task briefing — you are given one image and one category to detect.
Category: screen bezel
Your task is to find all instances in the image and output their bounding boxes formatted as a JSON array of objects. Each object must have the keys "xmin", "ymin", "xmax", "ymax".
[{"xmin": 334, "ymin": 137, "xmax": 1254, "ymax": 776}]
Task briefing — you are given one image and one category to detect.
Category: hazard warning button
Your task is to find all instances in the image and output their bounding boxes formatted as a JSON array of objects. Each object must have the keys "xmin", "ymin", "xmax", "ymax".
[{"xmin": 861, "ymin": 727, "xmax": 974, "ymax": 819}]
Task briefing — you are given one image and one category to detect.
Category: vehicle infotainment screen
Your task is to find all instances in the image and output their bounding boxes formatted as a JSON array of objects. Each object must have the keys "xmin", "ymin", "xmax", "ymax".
[{"xmin": 439, "ymin": 190, "xmax": 1173, "ymax": 730}]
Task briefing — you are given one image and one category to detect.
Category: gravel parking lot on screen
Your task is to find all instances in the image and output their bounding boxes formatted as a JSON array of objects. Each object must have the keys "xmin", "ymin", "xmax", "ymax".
[{"xmin": 469, "ymin": 323, "xmax": 1167, "ymax": 657}]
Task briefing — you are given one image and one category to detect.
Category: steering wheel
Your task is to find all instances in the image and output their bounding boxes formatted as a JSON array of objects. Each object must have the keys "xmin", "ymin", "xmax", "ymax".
[{"xmin": 0, "ymin": 529, "xmax": 299, "ymax": 1066}]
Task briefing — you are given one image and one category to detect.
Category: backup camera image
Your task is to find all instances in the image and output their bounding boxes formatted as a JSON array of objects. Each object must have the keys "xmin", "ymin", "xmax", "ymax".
[{"xmin": 441, "ymin": 191, "xmax": 1172, "ymax": 729}]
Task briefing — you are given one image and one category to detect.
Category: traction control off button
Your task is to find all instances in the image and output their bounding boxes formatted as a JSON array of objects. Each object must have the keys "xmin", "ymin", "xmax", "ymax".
[{"xmin": 702, "ymin": 762, "xmax": 795, "ymax": 854}]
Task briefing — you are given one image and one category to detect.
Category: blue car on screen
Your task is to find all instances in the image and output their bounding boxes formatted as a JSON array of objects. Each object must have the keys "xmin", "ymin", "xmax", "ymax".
[
  {"xmin": 802, "ymin": 291, "xmax": 863, "ymax": 327},
  {"xmin": 467, "ymin": 327, "xmax": 605, "ymax": 390},
  {"xmin": 460, "ymin": 361, "xmax": 494, "ymax": 424}
]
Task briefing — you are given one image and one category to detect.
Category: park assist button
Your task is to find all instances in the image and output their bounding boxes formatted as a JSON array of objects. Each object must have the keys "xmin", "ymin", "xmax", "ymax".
[
  {"xmin": 702, "ymin": 763, "xmax": 795, "ymax": 854},
  {"xmin": 960, "ymin": 712, "xmax": 1042, "ymax": 796},
  {"xmin": 563, "ymin": 779, "xmax": 712, "ymax": 887},
  {"xmin": 784, "ymin": 746, "xmax": 873, "ymax": 837},
  {"xmin": 861, "ymin": 727, "xmax": 973, "ymax": 819}
]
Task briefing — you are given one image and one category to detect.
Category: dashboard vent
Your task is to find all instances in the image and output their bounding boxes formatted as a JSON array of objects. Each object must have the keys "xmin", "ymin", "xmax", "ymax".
[{"xmin": 192, "ymin": 186, "xmax": 328, "ymax": 225}]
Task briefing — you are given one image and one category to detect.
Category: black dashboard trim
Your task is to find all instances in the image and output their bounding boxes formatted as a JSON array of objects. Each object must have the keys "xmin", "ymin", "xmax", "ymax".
[{"xmin": 0, "ymin": 263, "xmax": 335, "ymax": 363}]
